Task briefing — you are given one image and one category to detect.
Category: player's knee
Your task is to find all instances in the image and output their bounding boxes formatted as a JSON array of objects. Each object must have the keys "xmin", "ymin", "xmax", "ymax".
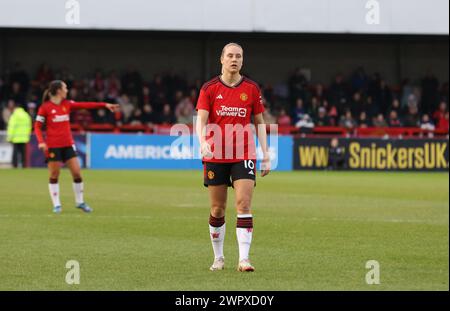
[
  {"xmin": 236, "ymin": 198, "xmax": 251, "ymax": 213},
  {"xmin": 49, "ymin": 171, "xmax": 59, "ymax": 180},
  {"xmin": 211, "ymin": 204, "xmax": 226, "ymax": 217}
]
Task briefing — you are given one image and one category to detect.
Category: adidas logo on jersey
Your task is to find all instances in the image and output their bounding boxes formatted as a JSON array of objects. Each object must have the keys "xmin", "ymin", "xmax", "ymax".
[{"xmin": 216, "ymin": 94, "xmax": 223, "ymax": 99}]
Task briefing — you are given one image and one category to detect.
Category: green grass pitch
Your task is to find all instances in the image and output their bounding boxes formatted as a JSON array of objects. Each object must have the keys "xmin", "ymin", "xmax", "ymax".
[{"xmin": 0, "ymin": 169, "xmax": 448, "ymax": 290}]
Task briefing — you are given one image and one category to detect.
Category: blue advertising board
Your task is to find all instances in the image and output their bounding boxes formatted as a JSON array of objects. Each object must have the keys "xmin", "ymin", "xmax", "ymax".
[{"xmin": 89, "ymin": 133, "xmax": 293, "ymax": 171}]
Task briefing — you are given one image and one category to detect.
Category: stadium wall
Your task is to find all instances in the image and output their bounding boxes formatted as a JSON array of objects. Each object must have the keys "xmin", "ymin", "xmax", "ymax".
[{"xmin": 1, "ymin": 30, "xmax": 449, "ymax": 85}]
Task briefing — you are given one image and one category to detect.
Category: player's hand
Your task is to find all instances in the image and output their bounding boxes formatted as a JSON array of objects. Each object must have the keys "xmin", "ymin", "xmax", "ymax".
[
  {"xmin": 105, "ymin": 103, "xmax": 120, "ymax": 112},
  {"xmin": 260, "ymin": 152, "xmax": 271, "ymax": 177},
  {"xmin": 200, "ymin": 142, "xmax": 213, "ymax": 158},
  {"xmin": 38, "ymin": 143, "xmax": 48, "ymax": 152}
]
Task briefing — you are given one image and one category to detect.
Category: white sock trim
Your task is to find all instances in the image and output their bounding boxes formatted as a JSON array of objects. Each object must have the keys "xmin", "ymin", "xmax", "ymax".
[{"xmin": 237, "ymin": 214, "xmax": 253, "ymax": 218}]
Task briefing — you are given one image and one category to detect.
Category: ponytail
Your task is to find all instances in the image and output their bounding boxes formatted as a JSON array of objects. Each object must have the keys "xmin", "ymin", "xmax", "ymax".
[{"xmin": 42, "ymin": 89, "xmax": 50, "ymax": 103}]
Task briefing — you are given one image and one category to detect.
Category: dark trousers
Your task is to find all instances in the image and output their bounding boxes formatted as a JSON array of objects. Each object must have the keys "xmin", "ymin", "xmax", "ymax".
[{"xmin": 12, "ymin": 143, "xmax": 27, "ymax": 168}]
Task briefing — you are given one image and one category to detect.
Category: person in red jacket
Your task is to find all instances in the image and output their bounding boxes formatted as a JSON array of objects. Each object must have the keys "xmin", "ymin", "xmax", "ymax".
[{"xmin": 35, "ymin": 80, "xmax": 119, "ymax": 213}]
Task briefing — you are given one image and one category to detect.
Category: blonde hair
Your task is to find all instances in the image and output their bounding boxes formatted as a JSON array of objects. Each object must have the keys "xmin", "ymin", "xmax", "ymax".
[{"xmin": 221, "ymin": 42, "xmax": 243, "ymax": 58}]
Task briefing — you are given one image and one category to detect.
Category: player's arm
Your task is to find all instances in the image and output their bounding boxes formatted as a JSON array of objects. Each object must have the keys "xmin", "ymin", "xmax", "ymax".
[
  {"xmin": 196, "ymin": 109, "xmax": 213, "ymax": 158},
  {"xmin": 35, "ymin": 110, "xmax": 47, "ymax": 152},
  {"xmin": 70, "ymin": 101, "xmax": 119, "ymax": 112},
  {"xmin": 196, "ymin": 87, "xmax": 213, "ymax": 158},
  {"xmin": 254, "ymin": 113, "xmax": 270, "ymax": 177}
]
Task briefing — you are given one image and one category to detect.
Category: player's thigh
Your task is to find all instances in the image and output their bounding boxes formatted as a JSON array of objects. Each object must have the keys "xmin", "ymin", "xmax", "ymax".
[
  {"xmin": 47, "ymin": 161, "xmax": 61, "ymax": 177},
  {"xmin": 233, "ymin": 179, "xmax": 255, "ymax": 212},
  {"xmin": 65, "ymin": 157, "xmax": 81, "ymax": 177}
]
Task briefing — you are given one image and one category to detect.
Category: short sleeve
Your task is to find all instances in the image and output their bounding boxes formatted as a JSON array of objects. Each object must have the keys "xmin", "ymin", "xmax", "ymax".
[
  {"xmin": 36, "ymin": 105, "xmax": 47, "ymax": 123},
  {"xmin": 196, "ymin": 88, "xmax": 211, "ymax": 112},
  {"xmin": 252, "ymin": 85, "xmax": 265, "ymax": 115}
]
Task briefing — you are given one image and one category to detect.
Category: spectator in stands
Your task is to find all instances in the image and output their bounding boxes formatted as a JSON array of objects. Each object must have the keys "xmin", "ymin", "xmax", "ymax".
[
  {"xmin": 327, "ymin": 138, "xmax": 346, "ymax": 170},
  {"xmin": 2, "ymin": 99, "xmax": 15, "ymax": 126},
  {"xmin": 308, "ymin": 97, "xmax": 320, "ymax": 120},
  {"xmin": 9, "ymin": 82, "xmax": 27, "ymax": 107},
  {"xmin": 141, "ymin": 85, "xmax": 151, "ymax": 107},
  {"xmin": 421, "ymin": 71, "xmax": 440, "ymax": 114},
  {"xmin": 121, "ymin": 66, "xmax": 143, "ymax": 97},
  {"xmin": 93, "ymin": 108, "xmax": 115, "ymax": 125},
  {"xmin": 175, "ymin": 94, "xmax": 194, "ymax": 122},
  {"xmin": 437, "ymin": 111, "xmax": 449, "ymax": 131},
  {"xmin": 407, "ymin": 93, "xmax": 419, "ymax": 111},
  {"xmin": 10, "ymin": 62, "xmax": 30, "ymax": 95},
  {"xmin": 327, "ymin": 104, "xmax": 339, "ymax": 126},
  {"xmin": 289, "ymin": 68, "xmax": 308, "ymax": 104},
  {"xmin": 105, "ymin": 71, "xmax": 121, "ymax": 102},
  {"xmin": 90, "ymin": 70, "xmax": 106, "ymax": 99},
  {"xmin": 378, "ymin": 80, "xmax": 392, "ymax": 115},
  {"xmin": 351, "ymin": 66, "xmax": 368, "ymax": 93},
  {"xmin": 403, "ymin": 105, "xmax": 420, "ymax": 127},
  {"xmin": 117, "ymin": 94, "xmax": 135, "ymax": 124},
  {"xmin": 420, "ymin": 114, "xmax": 435, "ymax": 131},
  {"xmin": 367, "ymin": 72, "xmax": 381, "ymax": 103},
  {"xmin": 313, "ymin": 83, "xmax": 327, "ymax": 105},
  {"xmin": 292, "ymin": 98, "xmax": 306, "ymax": 124},
  {"xmin": 26, "ymin": 102, "xmax": 37, "ymax": 121},
  {"xmin": 159, "ymin": 103, "xmax": 176, "ymax": 125},
  {"xmin": 363, "ymin": 96, "xmax": 379, "ymax": 120},
  {"xmin": 177, "ymin": 104, "xmax": 194, "ymax": 125},
  {"xmin": 129, "ymin": 108, "xmax": 144, "ymax": 126},
  {"xmin": 69, "ymin": 88, "xmax": 82, "ymax": 102},
  {"xmin": 357, "ymin": 111, "xmax": 371, "ymax": 128},
  {"xmin": 339, "ymin": 109, "xmax": 357, "ymax": 130},
  {"xmin": 142, "ymin": 104, "xmax": 158, "ymax": 127},
  {"xmin": 36, "ymin": 63, "xmax": 54, "ymax": 90},
  {"xmin": 316, "ymin": 107, "xmax": 331, "ymax": 127},
  {"xmin": 295, "ymin": 114, "xmax": 314, "ymax": 131},
  {"xmin": 387, "ymin": 110, "xmax": 402, "ymax": 127},
  {"xmin": 328, "ymin": 73, "xmax": 348, "ymax": 113},
  {"xmin": 277, "ymin": 108, "xmax": 292, "ymax": 127},
  {"xmin": 150, "ymin": 75, "xmax": 166, "ymax": 108},
  {"xmin": 349, "ymin": 91, "xmax": 364, "ymax": 117},
  {"xmin": 72, "ymin": 108, "xmax": 93, "ymax": 129},
  {"xmin": 373, "ymin": 113, "xmax": 388, "ymax": 128},
  {"xmin": 388, "ymin": 98, "xmax": 403, "ymax": 117},
  {"xmin": 432, "ymin": 101, "xmax": 448, "ymax": 125}
]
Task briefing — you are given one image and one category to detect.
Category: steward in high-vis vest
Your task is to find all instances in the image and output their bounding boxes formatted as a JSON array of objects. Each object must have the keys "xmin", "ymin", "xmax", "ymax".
[{"xmin": 7, "ymin": 105, "xmax": 32, "ymax": 168}]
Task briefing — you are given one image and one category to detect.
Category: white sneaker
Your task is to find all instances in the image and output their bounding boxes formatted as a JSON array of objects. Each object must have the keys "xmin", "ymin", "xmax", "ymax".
[
  {"xmin": 238, "ymin": 259, "xmax": 255, "ymax": 272},
  {"xmin": 210, "ymin": 257, "xmax": 225, "ymax": 271}
]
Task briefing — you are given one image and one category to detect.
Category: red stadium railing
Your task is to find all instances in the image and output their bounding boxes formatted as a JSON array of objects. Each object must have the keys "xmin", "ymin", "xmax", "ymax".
[{"xmin": 66, "ymin": 123, "xmax": 448, "ymax": 139}]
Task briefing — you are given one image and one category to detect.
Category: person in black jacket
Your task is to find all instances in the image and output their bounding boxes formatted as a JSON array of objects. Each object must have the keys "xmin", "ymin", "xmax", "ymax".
[{"xmin": 328, "ymin": 138, "xmax": 346, "ymax": 170}]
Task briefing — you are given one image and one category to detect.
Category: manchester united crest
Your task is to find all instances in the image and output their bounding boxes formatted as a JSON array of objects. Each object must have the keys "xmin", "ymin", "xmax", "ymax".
[
  {"xmin": 207, "ymin": 170, "xmax": 215, "ymax": 180},
  {"xmin": 240, "ymin": 93, "xmax": 248, "ymax": 102}
]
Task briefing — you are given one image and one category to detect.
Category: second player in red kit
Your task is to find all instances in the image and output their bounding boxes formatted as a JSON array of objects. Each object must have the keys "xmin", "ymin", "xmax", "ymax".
[{"xmin": 35, "ymin": 80, "xmax": 119, "ymax": 214}]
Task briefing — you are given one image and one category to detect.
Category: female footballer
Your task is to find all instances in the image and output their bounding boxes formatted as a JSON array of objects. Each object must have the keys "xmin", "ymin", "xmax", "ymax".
[
  {"xmin": 35, "ymin": 80, "xmax": 119, "ymax": 213},
  {"xmin": 196, "ymin": 43, "xmax": 270, "ymax": 272}
]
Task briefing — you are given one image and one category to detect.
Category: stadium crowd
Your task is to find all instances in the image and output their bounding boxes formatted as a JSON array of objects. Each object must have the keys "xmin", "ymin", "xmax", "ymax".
[{"xmin": 0, "ymin": 63, "xmax": 448, "ymax": 132}]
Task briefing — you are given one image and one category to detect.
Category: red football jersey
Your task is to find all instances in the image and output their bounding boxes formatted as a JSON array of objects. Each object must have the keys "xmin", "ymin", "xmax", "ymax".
[
  {"xmin": 196, "ymin": 76, "xmax": 265, "ymax": 163},
  {"xmin": 35, "ymin": 99, "xmax": 106, "ymax": 148}
]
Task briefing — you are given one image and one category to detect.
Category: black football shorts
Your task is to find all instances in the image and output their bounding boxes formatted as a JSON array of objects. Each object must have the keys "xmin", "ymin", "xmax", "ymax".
[
  {"xmin": 203, "ymin": 160, "xmax": 256, "ymax": 187},
  {"xmin": 46, "ymin": 145, "xmax": 78, "ymax": 163}
]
